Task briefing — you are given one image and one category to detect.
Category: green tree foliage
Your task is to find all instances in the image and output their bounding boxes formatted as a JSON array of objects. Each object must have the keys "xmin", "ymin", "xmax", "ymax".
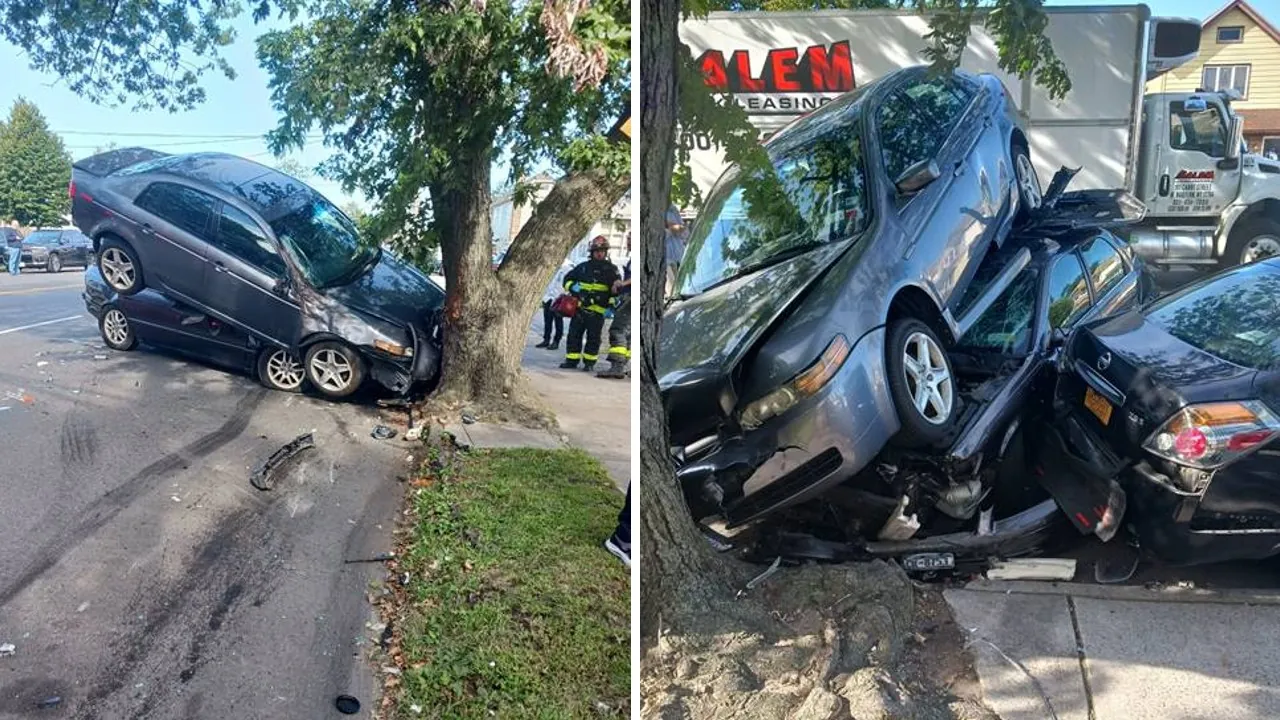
[
  {"xmin": 0, "ymin": 99, "xmax": 73, "ymax": 226},
  {"xmin": 272, "ymin": 156, "xmax": 313, "ymax": 180}
]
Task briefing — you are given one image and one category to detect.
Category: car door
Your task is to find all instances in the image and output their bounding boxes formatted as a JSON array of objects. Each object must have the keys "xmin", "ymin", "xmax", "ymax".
[
  {"xmin": 131, "ymin": 182, "xmax": 217, "ymax": 299},
  {"xmin": 875, "ymin": 72, "xmax": 985, "ymax": 308},
  {"xmin": 1076, "ymin": 233, "xmax": 1141, "ymax": 323},
  {"xmin": 66, "ymin": 231, "xmax": 92, "ymax": 266},
  {"xmin": 1045, "ymin": 250, "xmax": 1093, "ymax": 336},
  {"xmin": 202, "ymin": 202, "xmax": 302, "ymax": 347}
]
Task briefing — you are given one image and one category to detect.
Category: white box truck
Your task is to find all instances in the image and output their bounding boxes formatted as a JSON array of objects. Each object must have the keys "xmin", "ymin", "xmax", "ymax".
[{"xmin": 680, "ymin": 6, "xmax": 1280, "ymax": 269}]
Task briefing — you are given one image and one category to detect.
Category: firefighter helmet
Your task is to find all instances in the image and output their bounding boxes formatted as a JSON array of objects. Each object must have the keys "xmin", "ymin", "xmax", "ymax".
[{"xmin": 589, "ymin": 235, "xmax": 610, "ymax": 253}]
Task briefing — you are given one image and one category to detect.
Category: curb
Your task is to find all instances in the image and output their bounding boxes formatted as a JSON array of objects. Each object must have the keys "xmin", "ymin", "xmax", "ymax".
[{"xmin": 960, "ymin": 578, "xmax": 1280, "ymax": 606}]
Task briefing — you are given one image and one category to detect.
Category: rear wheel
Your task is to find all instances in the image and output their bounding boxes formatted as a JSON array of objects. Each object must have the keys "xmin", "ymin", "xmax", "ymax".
[
  {"xmin": 885, "ymin": 318, "xmax": 958, "ymax": 447},
  {"xmin": 304, "ymin": 341, "xmax": 365, "ymax": 398},
  {"xmin": 1226, "ymin": 218, "xmax": 1280, "ymax": 266},
  {"xmin": 98, "ymin": 237, "xmax": 143, "ymax": 295},
  {"xmin": 1013, "ymin": 143, "xmax": 1041, "ymax": 223},
  {"xmin": 258, "ymin": 348, "xmax": 307, "ymax": 393},
  {"xmin": 99, "ymin": 307, "xmax": 137, "ymax": 351},
  {"xmin": 46, "ymin": 253, "xmax": 62, "ymax": 273}
]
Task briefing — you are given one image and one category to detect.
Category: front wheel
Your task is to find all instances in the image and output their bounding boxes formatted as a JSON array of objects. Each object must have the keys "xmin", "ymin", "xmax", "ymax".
[
  {"xmin": 46, "ymin": 253, "xmax": 62, "ymax": 273},
  {"xmin": 258, "ymin": 348, "xmax": 307, "ymax": 393},
  {"xmin": 885, "ymin": 318, "xmax": 958, "ymax": 447},
  {"xmin": 99, "ymin": 306, "xmax": 137, "ymax": 351},
  {"xmin": 1226, "ymin": 218, "xmax": 1280, "ymax": 267},
  {"xmin": 1013, "ymin": 143, "xmax": 1041, "ymax": 224},
  {"xmin": 97, "ymin": 237, "xmax": 144, "ymax": 295},
  {"xmin": 304, "ymin": 341, "xmax": 366, "ymax": 398}
]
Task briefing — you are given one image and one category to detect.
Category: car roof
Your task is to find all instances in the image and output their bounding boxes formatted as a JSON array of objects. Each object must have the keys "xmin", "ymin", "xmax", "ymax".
[{"xmin": 152, "ymin": 152, "xmax": 312, "ymax": 215}]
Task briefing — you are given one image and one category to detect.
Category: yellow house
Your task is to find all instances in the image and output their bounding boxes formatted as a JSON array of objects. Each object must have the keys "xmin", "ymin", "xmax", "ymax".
[{"xmin": 1146, "ymin": 0, "xmax": 1280, "ymax": 157}]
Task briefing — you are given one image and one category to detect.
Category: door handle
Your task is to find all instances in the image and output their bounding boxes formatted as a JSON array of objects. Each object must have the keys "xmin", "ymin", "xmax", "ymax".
[
  {"xmin": 1159, "ymin": 174, "xmax": 1171, "ymax": 196},
  {"xmin": 213, "ymin": 262, "xmax": 229, "ymax": 274},
  {"xmin": 141, "ymin": 222, "xmax": 155, "ymax": 234}
]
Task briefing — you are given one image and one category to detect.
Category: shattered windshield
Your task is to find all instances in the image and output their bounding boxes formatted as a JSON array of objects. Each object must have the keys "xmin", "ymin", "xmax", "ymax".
[
  {"xmin": 269, "ymin": 195, "xmax": 376, "ymax": 288},
  {"xmin": 676, "ymin": 90, "xmax": 872, "ymax": 297}
]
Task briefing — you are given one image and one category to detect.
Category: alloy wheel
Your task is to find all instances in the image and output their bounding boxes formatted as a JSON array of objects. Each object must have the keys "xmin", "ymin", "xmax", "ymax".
[
  {"xmin": 309, "ymin": 348, "xmax": 354, "ymax": 393},
  {"xmin": 902, "ymin": 331, "xmax": 953, "ymax": 425},
  {"xmin": 48, "ymin": 254, "xmax": 61, "ymax": 273},
  {"xmin": 103, "ymin": 309, "xmax": 130, "ymax": 347},
  {"xmin": 101, "ymin": 248, "xmax": 135, "ymax": 290},
  {"xmin": 1241, "ymin": 235, "xmax": 1280, "ymax": 264},
  {"xmin": 266, "ymin": 350, "xmax": 306, "ymax": 390},
  {"xmin": 1016, "ymin": 153, "xmax": 1042, "ymax": 210}
]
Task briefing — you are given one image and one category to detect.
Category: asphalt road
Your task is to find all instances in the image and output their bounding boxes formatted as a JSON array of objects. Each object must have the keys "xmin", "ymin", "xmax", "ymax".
[{"xmin": 0, "ymin": 271, "xmax": 409, "ymax": 719}]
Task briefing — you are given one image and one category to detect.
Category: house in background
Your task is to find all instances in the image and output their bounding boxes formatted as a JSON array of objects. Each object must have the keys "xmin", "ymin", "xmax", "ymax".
[
  {"xmin": 490, "ymin": 179, "xmax": 630, "ymax": 267},
  {"xmin": 1146, "ymin": 0, "xmax": 1280, "ymax": 157}
]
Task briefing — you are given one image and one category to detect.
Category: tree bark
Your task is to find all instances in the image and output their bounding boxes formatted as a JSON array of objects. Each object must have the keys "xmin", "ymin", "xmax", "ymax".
[
  {"xmin": 639, "ymin": 0, "xmax": 739, "ymax": 639},
  {"xmin": 434, "ymin": 152, "xmax": 629, "ymax": 404}
]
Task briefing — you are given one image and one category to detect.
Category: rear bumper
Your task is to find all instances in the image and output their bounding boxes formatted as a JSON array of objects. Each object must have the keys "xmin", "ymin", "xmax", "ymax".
[{"xmin": 675, "ymin": 327, "xmax": 899, "ymax": 526}]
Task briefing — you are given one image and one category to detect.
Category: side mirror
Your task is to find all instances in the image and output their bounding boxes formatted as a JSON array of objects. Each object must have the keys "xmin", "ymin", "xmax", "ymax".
[
  {"xmin": 1226, "ymin": 116, "xmax": 1244, "ymax": 161},
  {"xmin": 894, "ymin": 159, "xmax": 941, "ymax": 194}
]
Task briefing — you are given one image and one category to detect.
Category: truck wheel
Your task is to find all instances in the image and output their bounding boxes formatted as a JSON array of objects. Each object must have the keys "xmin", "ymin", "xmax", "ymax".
[
  {"xmin": 886, "ymin": 318, "xmax": 958, "ymax": 447},
  {"xmin": 97, "ymin": 236, "xmax": 144, "ymax": 295},
  {"xmin": 1226, "ymin": 219, "xmax": 1280, "ymax": 266},
  {"xmin": 1013, "ymin": 143, "xmax": 1041, "ymax": 224}
]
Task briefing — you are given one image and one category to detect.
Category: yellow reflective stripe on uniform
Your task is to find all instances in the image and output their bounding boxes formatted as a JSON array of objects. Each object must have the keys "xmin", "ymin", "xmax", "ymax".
[
  {"xmin": 583, "ymin": 353, "xmax": 599, "ymax": 361},
  {"xmin": 565, "ymin": 352, "xmax": 582, "ymax": 360},
  {"xmin": 578, "ymin": 282, "xmax": 611, "ymax": 292},
  {"xmin": 585, "ymin": 304, "xmax": 607, "ymax": 314},
  {"xmin": 608, "ymin": 346, "xmax": 631, "ymax": 358}
]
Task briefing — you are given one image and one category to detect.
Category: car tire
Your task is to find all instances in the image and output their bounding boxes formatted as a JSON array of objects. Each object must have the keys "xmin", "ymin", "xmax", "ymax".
[
  {"xmin": 1225, "ymin": 218, "xmax": 1280, "ymax": 267},
  {"xmin": 1013, "ymin": 142, "xmax": 1041, "ymax": 224},
  {"xmin": 99, "ymin": 306, "xmax": 137, "ymax": 351},
  {"xmin": 46, "ymin": 253, "xmax": 62, "ymax": 273},
  {"xmin": 304, "ymin": 341, "xmax": 365, "ymax": 398},
  {"xmin": 258, "ymin": 348, "xmax": 307, "ymax": 393},
  {"xmin": 885, "ymin": 318, "xmax": 958, "ymax": 447},
  {"xmin": 97, "ymin": 236, "xmax": 144, "ymax": 296}
]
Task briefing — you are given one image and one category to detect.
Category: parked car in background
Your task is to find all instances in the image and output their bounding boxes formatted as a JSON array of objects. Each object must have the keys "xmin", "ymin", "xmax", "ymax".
[
  {"xmin": 661, "ymin": 66, "xmax": 1042, "ymax": 524},
  {"xmin": 69, "ymin": 148, "xmax": 446, "ymax": 398},
  {"xmin": 18, "ymin": 228, "xmax": 94, "ymax": 272},
  {"xmin": 1050, "ymin": 258, "xmax": 1280, "ymax": 566}
]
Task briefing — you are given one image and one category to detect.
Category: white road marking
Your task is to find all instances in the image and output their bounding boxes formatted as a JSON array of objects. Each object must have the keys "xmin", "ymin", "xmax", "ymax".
[{"xmin": 0, "ymin": 315, "xmax": 83, "ymax": 336}]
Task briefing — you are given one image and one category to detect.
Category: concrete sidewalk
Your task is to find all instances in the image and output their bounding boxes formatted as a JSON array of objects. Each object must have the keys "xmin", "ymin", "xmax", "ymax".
[
  {"xmin": 946, "ymin": 580, "xmax": 1280, "ymax": 720},
  {"xmin": 520, "ymin": 320, "xmax": 630, "ymax": 490}
]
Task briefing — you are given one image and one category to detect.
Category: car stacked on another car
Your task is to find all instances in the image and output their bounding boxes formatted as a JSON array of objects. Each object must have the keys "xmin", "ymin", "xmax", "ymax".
[
  {"xmin": 18, "ymin": 228, "xmax": 94, "ymax": 273},
  {"xmin": 69, "ymin": 148, "xmax": 445, "ymax": 399}
]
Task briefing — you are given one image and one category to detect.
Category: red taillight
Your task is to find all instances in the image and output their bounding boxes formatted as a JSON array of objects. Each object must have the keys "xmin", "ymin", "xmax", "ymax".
[
  {"xmin": 1228, "ymin": 430, "xmax": 1273, "ymax": 452},
  {"xmin": 1174, "ymin": 427, "xmax": 1207, "ymax": 459},
  {"xmin": 68, "ymin": 180, "xmax": 75, "ymax": 199}
]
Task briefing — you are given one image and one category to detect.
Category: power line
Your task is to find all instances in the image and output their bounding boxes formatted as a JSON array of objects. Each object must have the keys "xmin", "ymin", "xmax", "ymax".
[{"xmin": 55, "ymin": 129, "xmax": 324, "ymax": 139}]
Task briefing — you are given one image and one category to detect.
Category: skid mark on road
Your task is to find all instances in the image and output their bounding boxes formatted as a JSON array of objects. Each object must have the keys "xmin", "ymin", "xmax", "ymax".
[
  {"xmin": 0, "ymin": 388, "xmax": 266, "ymax": 609},
  {"xmin": 59, "ymin": 413, "xmax": 99, "ymax": 466}
]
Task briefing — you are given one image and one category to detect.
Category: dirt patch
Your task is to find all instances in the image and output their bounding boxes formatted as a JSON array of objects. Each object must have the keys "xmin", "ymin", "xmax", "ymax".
[
  {"xmin": 641, "ymin": 562, "xmax": 996, "ymax": 720},
  {"xmin": 418, "ymin": 373, "xmax": 558, "ymax": 431}
]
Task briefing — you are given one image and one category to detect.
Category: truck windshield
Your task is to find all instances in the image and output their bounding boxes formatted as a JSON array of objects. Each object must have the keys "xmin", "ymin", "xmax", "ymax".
[
  {"xmin": 676, "ymin": 94, "xmax": 872, "ymax": 297},
  {"xmin": 269, "ymin": 196, "xmax": 377, "ymax": 288}
]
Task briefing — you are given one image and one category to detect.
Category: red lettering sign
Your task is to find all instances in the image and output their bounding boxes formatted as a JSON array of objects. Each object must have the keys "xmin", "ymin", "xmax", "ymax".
[
  {"xmin": 695, "ymin": 41, "xmax": 854, "ymax": 94},
  {"xmin": 1175, "ymin": 169, "xmax": 1215, "ymax": 181}
]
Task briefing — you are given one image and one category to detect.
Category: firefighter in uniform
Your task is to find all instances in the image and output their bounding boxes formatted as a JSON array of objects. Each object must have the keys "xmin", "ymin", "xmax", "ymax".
[
  {"xmin": 597, "ymin": 260, "xmax": 630, "ymax": 379},
  {"xmin": 560, "ymin": 236, "xmax": 620, "ymax": 371}
]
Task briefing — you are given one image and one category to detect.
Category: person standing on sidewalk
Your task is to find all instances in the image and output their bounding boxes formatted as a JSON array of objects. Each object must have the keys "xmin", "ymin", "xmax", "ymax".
[
  {"xmin": 559, "ymin": 236, "xmax": 619, "ymax": 371},
  {"xmin": 597, "ymin": 260, "xmax": 630, "ymax": 379},
  {"xmin": 604, "ymin": 483, "xmax": 630, "ymax": 568},
  {"xmin": 535, "ymin": 260, "xmax": 571, "ymax": 350},
  {"xmin": 664, "ymin": 205, "xmax": 686, "ymax": 298},
  {"xmin": 5, "ymin": 223, "xmax": 22, "ymax": 276}
]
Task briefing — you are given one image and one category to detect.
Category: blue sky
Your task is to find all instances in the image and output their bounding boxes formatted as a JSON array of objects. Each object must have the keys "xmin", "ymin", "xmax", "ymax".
[{"xmin": 0, "ymin": 0, "xmax": 1257, "ymax": 211}]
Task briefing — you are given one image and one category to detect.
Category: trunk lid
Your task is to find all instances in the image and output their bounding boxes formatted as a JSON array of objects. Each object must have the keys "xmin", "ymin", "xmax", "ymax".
[
  {"xmin": 1062, "ymin": 310, "xmax": 1257, "ymax": 455},
  {"xmin": 659, "ymin": 241, "xmax": 851, "ymax": 443},
  {"xmin": 72, "ymin": 147, "xmax": 170, "ymax": 177}
]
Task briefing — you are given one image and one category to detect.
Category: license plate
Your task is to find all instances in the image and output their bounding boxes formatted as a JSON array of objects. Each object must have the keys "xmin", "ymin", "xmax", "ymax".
[
  {"xmin": 1084, "ymin": 386, "xmax": 1113, "ymax": 426},
  {"xmin": 903, "ymin": 552, "xmax": 955, "ymax": 572}
]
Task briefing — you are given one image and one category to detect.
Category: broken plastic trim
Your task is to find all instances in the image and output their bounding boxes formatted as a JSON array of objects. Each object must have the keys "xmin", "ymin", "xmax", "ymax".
[{"xmin": 250, "ymin": 432, "xmax": 316, "ymax": 491}]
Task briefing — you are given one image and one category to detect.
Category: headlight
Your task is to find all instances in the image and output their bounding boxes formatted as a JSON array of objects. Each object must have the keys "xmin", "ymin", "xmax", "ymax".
[
  {"xmin": 374, "ymin": 339, "xmax": 413, "ymax": 357},
  {"xmin": 739, "ymin": 334, "xmax": 852, "ymax": 430}
]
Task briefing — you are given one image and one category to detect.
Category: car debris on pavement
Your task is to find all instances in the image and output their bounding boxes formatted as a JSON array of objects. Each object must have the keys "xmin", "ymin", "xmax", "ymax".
[
  {"xmin": 249, "ymin": 432, "xmax": 317, "ymax": 491},
  {"xmin": 0, "ymin": 643, "xmax": 15, "ymax": 657},
  {"xmin": 371, "ymin": 425, "xmax": 397, "ymax": 440}
]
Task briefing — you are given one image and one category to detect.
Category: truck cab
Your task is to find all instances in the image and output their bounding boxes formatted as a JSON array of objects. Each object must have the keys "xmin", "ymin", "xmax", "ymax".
[{"xmin": 1130, "ymin": 89, "xmax": 1280, "ymax": 269}]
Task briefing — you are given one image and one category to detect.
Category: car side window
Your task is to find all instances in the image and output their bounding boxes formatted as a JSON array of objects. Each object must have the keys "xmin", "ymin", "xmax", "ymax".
[
  {"xmin": 135, "ymin": 182, "xmax": 216, "ymax": 240},
  {"xmin": 876, "ymin": 75, "xmax": 973, "ymax": 182},
  {"xmin": 214, "ymin": 204, "xmax": 286, "ymax": 277},
  {"xmin": 1080, "ymin": 234, "xmax": 1127, "ymax": 300},
  {"xmin": 1047, "ymin": 252, "xmax": 1092, "ymax": 330},
  {"xmin": 960, "ymin": 267, "xmax": 1039, "ymax": 355}
]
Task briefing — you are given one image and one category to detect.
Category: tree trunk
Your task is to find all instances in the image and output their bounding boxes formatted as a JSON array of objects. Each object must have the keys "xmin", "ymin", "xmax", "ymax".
[
  {"xmin": 638, "ymin": 0, "xmax": 739, "ymax": 639},
  {"xmin": 435, "ymin": 151, "xmax": 629, "ymax": 404}
]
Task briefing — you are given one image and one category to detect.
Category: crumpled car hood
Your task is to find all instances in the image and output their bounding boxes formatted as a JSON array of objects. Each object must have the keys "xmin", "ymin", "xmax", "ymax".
[{"xmin": 325, "ymin": 252, "xmax": 445, "ymax": 328}]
